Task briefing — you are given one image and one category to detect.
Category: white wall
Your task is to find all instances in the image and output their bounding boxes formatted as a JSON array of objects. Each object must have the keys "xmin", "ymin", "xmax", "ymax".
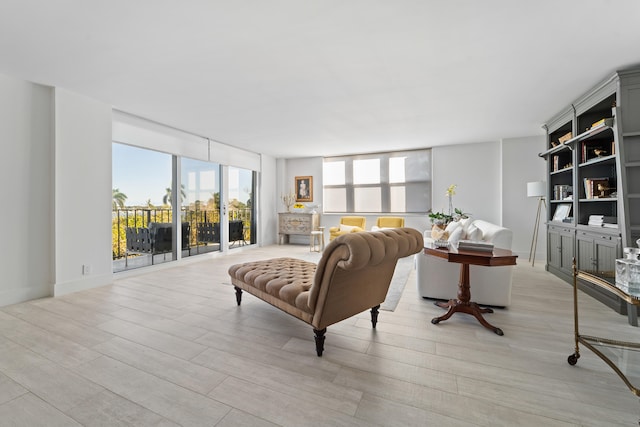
[
  {"xmin": 280, "ymin": 157, "xmax": 323, "ymax": 209},
  {"xmin": 501, "ymin": 135, "xmax": 547, "ymax": 260},
  {"xmin": 433, "ymin": 142, "xmax": 502, "ymax": 224},
  {"xmin": 54, "ymin": 88, "xmax": 113, "ymax": 295},
  {"xmin": 0, "ymin": 74, "xmax": 54, "ymax": 306},
  {"xmin": 433, "ymin": 138, "xmax": 548, "ymax": 260},
  {"xmin": 259, "ymin": 154, "xmax": 278, "ymax": 246}
]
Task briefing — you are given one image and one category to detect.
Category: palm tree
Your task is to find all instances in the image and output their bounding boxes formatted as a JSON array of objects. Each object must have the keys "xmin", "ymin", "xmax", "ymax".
[
  {"xmin": 112, "ymin": 188, "xmax": 127, "ymax": 209},
  {"xmin": 162, "ymin": 184, "xmax": 186, "ymax": 206}
]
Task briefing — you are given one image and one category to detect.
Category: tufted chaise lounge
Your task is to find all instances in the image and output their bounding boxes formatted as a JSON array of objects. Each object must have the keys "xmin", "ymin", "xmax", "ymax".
[{"xmin": 228, "ymin": 228, "xmax": 423, "ymax": 356}]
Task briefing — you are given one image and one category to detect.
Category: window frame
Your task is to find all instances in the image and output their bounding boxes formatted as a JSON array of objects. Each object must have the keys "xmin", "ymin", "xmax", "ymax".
[{"xmin": 323, "ymin": 149, "xmax": 431, "ymax": 214}]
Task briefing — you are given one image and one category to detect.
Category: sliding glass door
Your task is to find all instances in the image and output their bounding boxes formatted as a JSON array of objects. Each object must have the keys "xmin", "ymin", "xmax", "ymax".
[
  {"xmin": 113, "ymin": 143, "xmax": 257, "ymax": 272},
  {"xmin": 228, "ymin": 166, "xmax": 256, "ymax": 248},
  {"xmin": 112, "ymin": 143, "xmax": 174, "ymax": 272},
  {"xmin": 181, "ymin": 158, "xmax": 221, "ymax": 256}
]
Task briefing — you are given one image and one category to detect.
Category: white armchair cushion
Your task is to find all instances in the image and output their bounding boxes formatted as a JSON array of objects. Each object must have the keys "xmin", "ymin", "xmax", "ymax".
[
  {"xmin": 465, "ymin": 223, "xmax": 483, "ymax": 241},
  {"xmin": 459, "ymin": 217, "xmax": 474, "ymax": 235},
  {"xmin": 339, "ymin": 224, "xmax": 357, "ymax": 232},
  {"xmin": 445, "ymin": 221, "xmax": 461, "ymax": 234},
  {"xmin": 447, "ymin": 227, "xmax": 464, "ymax": 246},
  {"xmin": 473, "ymin": 219, "xmax": 512, "ymax": 249}
]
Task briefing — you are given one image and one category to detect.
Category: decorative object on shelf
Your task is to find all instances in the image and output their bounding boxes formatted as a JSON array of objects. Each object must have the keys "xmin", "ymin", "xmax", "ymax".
[
  {"xmin": 281, "ymin": 192, "xmax": 295, "ymax": 212},
  {"xmin": 558, "ymin": 131, "xmax": 573, "ymax": 143},
  {"xmin": 552, "ymin": 203, "xmax": 571, "ymax": 222},
  {"xmin": 292, "ymin": 203, "xmax": 306, "ymax": 212},
  {"xmin": 590, "ymin": 118, "xmax": 607, "ymax": 129},
  {"xmin": 597, "ymin": 183, "xmax": 611, "ymax": 198},
  {"xmin": 583, "ymin": 177, "xmax": 612, "ymax": 199},
  {"xmin": 295, "ymin": 176, "xmax": 313, "ymax": 202},
  {"xmin": 527, "ymin": 181, "xmax": 547, "ymax": 267}
]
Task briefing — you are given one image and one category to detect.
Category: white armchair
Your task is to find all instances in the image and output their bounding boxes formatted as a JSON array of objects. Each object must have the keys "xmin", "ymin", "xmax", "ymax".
[{"xmin": 416, "ymin": 219, "xmax": 514, "ymax": 307}]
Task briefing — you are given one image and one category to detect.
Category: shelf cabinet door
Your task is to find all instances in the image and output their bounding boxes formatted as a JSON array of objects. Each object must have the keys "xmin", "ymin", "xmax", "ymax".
[
  {"xmin": 548, "ymin": 226, "xmax": 574, "ymax": 276},
  {"xmin": 575, "ymin": 228, "xmax": 624, "ymax": 313},
  {"xmin": 576, "ymin": 229, "xmax": 621, "ymax": 278},
  {"xmin": 576, "ymin": 236, "xmax": 595, "ymax": 273}
]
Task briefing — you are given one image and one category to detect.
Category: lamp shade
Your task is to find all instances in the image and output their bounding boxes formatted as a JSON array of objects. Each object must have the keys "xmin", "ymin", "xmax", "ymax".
[{"xmin": 527, "ymin": 181, "xmax": 546, "ymax": 198}]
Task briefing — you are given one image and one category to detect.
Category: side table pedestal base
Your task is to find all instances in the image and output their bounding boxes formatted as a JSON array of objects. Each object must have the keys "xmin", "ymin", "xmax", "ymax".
[{"xmin": 432, "ymin": 299, "xmax": 504, "ymax": 336}]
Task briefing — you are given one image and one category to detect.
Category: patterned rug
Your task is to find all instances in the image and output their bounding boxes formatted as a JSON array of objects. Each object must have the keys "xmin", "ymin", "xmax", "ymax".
[{"xmin": 380, "ymin": 255, "xmax": 414, "ymax": 311}]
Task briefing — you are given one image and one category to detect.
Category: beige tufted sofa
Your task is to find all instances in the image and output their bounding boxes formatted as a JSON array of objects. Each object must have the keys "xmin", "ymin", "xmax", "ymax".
[{"xmin": 228, "ymin": 228, "xmax": 423, "ymax": 356}]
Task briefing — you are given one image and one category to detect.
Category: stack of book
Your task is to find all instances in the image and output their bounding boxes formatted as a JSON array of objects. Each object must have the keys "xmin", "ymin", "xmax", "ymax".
[
  {"xmin": 553, "ymin": 184, "xmax": 573, "ymax": 201},
  {"xmin": 457, "ymin": 240, "xmax": 494, "ymax": 252},
  {"xmin": 587, "ymin": 215, "xmax": 618, "ymax": 229}
]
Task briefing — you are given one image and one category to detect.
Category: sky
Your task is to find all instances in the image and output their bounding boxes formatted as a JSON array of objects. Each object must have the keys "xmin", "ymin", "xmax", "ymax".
[{"xmin": 112, "ymin": 143, "xmax": 252, "ymax": 207}]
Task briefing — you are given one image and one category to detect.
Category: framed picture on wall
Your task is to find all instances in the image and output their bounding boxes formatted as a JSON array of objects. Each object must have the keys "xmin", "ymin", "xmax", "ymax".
[{"xmin": 295, "ymin": 176, "xmax": 313, "ymax": 202}]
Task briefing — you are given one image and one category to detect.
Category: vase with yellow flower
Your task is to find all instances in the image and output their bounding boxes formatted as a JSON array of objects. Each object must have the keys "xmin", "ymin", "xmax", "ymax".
[{"xmin": 428, "ymin": 184, "xmax": 468, "ymax": 240}]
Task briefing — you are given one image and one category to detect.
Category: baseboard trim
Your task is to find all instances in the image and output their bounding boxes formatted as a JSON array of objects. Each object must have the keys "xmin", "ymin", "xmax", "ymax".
[{"xmin": 54, "ymin": 273, "xmax": 112, "ymax": 297}]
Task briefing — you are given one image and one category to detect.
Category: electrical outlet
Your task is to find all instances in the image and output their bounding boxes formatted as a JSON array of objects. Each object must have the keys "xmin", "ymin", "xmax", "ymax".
[{"xmin": 82, "ymin": 264, "xmax": 91, "ymax": 275}]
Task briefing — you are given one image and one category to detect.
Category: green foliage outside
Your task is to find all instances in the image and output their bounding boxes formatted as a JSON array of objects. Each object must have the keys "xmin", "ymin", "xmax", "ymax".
[{"xmin": 112, "ymin": 189, "xmax": 252, "ymax": 259}]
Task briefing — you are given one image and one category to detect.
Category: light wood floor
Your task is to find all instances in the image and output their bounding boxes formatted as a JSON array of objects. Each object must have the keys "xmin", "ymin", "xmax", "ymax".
[{"xmin": 1, "ymin": 244, "xmax": 640, "ymax": 426}]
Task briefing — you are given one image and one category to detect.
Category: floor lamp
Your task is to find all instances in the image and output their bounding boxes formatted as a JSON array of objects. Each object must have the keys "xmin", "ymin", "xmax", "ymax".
[{"xmin": 527, "ymin": 181, "xmax": 547, "ymax": 267}]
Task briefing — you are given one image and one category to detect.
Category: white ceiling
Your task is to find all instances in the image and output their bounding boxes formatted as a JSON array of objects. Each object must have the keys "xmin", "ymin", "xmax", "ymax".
[{"xmin": 1, "ymin": 1, "xmax": 639, "ymax": 158}]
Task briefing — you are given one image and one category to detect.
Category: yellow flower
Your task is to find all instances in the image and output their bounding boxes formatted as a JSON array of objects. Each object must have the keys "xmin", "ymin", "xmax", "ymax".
[{"xmin": 446, "ymin": 184, "xmax": 457, "ymax": 197}]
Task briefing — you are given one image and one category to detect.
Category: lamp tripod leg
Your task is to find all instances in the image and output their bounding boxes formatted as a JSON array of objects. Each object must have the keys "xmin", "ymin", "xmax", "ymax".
[{"xmin": 529, "ymin": 198, "xmax": 544, "ymax": 266}]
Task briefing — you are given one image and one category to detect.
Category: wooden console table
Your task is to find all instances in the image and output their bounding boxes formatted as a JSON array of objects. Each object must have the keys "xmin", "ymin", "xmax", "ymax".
[
  {"xmin": 278, "ymin": 212, "xmax": 319, "ymax": 244},
  {"xmin": 425, "ymin": 246, "xmax": 517, "ymax": 335}
]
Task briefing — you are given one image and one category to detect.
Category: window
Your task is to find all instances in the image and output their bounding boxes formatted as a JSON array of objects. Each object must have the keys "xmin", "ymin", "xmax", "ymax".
[{"xmin": 323, "ymin": 149, "xmax": 431, "ymax": 214}]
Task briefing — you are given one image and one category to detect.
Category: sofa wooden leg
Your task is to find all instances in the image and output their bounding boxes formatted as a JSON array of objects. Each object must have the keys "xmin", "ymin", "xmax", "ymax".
[
  {"xmin": 313, "ymin": 328, "xmax": 326, "ymax": 357},
  {"xmin": 370, "ymin": 305, "xmax": 380, "ymax": 328},
  {"xmin": 234, "ymin": 286, "xmax": 242, "ymax": 306}
]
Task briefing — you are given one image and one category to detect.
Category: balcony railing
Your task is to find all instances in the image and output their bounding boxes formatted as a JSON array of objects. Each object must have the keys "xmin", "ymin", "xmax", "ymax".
[{"xmin": 112, "ymin": 207, "xmax": 252, "ymax": 259}]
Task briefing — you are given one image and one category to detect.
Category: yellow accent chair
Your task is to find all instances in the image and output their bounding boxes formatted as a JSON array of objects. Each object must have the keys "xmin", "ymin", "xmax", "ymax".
[
  {"xmin": 371, "ymin": 217, "xmax": 405, "ymax": 231},
  {"xmin": 329, "ymin": 216, "xmax": 366, "ymax": 241}
]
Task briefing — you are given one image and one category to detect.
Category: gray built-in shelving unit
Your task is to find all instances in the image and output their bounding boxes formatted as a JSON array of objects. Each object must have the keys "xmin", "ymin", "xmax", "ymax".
[{"xmin": 539, "ymin": 67, "xmax": 640, "ymax": 317}]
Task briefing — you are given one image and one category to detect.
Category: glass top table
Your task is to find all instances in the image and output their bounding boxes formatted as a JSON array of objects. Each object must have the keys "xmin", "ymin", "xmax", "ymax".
[{"xmin": 569, "ymin": 263, "xmax": 640, "ymax": 397}]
